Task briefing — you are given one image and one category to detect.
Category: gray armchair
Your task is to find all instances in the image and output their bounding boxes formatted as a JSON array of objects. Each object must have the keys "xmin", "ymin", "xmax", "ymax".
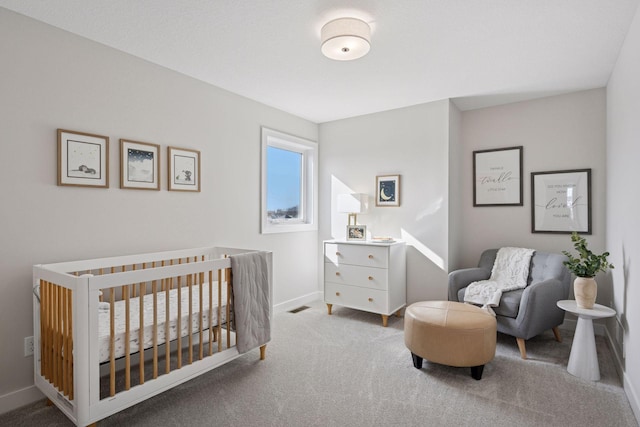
[{"xmin": 448, "ymin": 249, "xmax": 571, "ymax": 359}]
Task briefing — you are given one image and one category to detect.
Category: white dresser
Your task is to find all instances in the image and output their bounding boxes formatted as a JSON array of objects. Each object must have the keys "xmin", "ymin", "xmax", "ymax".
[{"xmin": 324, "ymin": 240, "xmax": 406, "ymax": 326}]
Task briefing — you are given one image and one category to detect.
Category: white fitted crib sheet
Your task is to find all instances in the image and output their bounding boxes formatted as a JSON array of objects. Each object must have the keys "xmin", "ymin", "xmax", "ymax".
[{"xmin": 98, "ymin": 283, "xmax": 229, "ymax": 363}]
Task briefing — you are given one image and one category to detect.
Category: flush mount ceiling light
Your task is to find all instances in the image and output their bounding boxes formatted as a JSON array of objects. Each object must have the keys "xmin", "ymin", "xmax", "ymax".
[{"xmin": 321, "ymin": 17, "xmax": 371, "ymax": 61}]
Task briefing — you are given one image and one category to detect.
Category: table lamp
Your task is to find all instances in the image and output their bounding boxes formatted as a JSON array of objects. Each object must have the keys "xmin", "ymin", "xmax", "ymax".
[{"xmin": 337, "ymin": 193, "xmax": 368, "ymax": 226}]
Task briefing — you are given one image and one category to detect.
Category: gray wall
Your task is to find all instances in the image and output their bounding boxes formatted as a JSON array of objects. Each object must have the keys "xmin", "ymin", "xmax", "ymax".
[
  {"xmin": 448, "ymin": 101, "xmax": 463, "ymax": 271},
  {"xmin": 0, "ymin": 8, "xmax": 318, "ymax": 410},
  {"xmin": 607, "ymin": 2, "xmax": 640, "ymax": 420},
  {"xmin": 459, "ymin": 89, "xmax": 607, "ymax": 271}
]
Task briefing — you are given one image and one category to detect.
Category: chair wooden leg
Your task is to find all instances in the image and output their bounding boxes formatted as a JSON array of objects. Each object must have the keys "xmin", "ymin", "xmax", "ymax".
[
  {"xmin": 552, "ymin": 326, "xmax": 562, "ymax": 343},
  {"xmin": 259, "ymin": 345, "xmax": 266, "ymax": 360},
  {"xmin": 516, "ymin": 337, "xmax": 527, "ymax": 359}
]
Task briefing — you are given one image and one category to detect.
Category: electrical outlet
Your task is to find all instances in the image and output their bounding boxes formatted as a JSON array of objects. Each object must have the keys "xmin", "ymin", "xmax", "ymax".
[{"xmin": 24, "ymin": 336, "xmax": 34, "ymax": 357}]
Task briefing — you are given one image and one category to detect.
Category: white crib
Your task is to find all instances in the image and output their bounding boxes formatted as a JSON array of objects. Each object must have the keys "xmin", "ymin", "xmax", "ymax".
[{"xmin": 33, "ymin": 246, "xmax": 272, "ymax": 426}]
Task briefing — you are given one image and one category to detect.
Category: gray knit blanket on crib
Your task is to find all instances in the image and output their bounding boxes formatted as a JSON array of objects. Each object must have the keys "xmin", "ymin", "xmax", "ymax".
[{"xmin": 230, "ymin": 252, "xmax": 271, "ymax": 354}]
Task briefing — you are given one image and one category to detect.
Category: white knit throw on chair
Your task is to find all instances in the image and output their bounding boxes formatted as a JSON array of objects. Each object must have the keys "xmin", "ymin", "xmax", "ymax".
[{"xmin": 464, "ymin": 247, "xmax": 535, "ymax": 315}]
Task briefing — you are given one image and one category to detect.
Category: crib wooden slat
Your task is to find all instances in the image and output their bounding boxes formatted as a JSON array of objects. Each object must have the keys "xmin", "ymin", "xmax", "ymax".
[
  {"xmin": 124, "ymin": 284, "xmax": 131, "ymax": 391},
  {"xmin": 217, "ymin": 270, "xmax": 222, "ymax": 353},
  {"xmin": 67, "ymin": 287, "xmax": 74, "ymax": 400},
  {"xmin": 226, "ymin": 268, "xmax": 231, "ymax": 348},
  {"xmin": 61, "ymin": 287, "xmax": 67, "ymax": 396},
  {"xmin": 64, "ymin": 287, "xmax": 70, "ymax": 398},
  {"xmin": 198, "ymin": 272, "xmax": 204, "ymax": 360},
  {"xmin": 165, "ymin": 261, "xmax": 174, "ymax": 373},
  {"xmin": 40, "ymin": 281, "xmax": 46, "ymax": 381},
  {"xmin": 55, "ymin": 283, "xmax": 61, "ymax": 389},
  {"xmin": 208, "ymin": 270, "xmax": 213, "ymax": 356},
  {"xmin": 152, "ymin": 279, "xmax": 158, "ymax": 379},
  {"xmin": 139, "ymin": 281, "xmax": 145, "ymax": 385},
  {"xmin": 46, "ymin": 281, "xmax": 51, "ymax": 382},
  {"xmin": 40, "ymin": 281, "xmax": 48, "ymax": 382},
  {"xmin": 188, "ymin": 272, "xmax": 193, "ymax": 365},
  {"xmin": 177, "ymin": 262, "xmax": 182, "ymax": 369},
  {"xmin": 50, "ymin": 281, "xmax": 55, "ymax": 384},
  {"xmin": 165, "ymin": 276, "xmax": 171, "ymax": 374},
  {"xmin": 50, "ymin": 283, "xmax": 55, "ymax": 387},
  {"xmin": 110, "ymin": 288, "xmax": 115, "ymax": 397}
]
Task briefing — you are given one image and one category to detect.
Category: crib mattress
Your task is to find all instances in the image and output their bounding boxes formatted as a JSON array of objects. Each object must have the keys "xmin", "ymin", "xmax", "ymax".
[{"xmin": 98, "ymin": 283, "xmax": 229, "ymax": 363}]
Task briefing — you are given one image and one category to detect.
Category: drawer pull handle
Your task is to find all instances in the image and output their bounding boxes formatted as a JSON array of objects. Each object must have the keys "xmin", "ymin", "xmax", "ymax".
[
  {"xmin": 336, "ymin": 252, "xmax": 341, "ymax": 256},
  {"xmin": 368, "ymin": 297, "xmax": 373, "ymax": 302},
  {"xmin": 368, "ymin": 276, "xmax": 374, "ymax": 281},
  {"xmin": 368, "ymin": 255, "xmax": 374, "ymax": 259},
  {"xmin": 335, "ymin": 272, "xmax": 340, "ymax": 276},
  {"xmin": 336, "ymin": 292, "xmax": 341, "ymax": 296}
]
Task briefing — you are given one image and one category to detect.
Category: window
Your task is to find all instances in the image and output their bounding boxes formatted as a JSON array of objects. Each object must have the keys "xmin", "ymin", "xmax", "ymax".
[{"xmin": 261, "ymin": 127, "xmax": 317, "ymax": 233}]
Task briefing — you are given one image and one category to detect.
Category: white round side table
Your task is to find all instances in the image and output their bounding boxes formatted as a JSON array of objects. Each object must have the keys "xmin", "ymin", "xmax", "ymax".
[{"xmin": 557, "ymin": 300, "xmax": 616, "ymax": 381}]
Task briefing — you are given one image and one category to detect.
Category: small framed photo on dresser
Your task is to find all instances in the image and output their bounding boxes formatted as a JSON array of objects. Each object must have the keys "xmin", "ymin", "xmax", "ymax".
[{"xmin": 347, "ymin": 225, "xmax": 367, "ymax": 241}]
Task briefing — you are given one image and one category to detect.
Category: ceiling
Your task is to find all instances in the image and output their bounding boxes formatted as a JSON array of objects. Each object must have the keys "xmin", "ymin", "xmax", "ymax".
[{"xmin": 1, "ymin": 0, "xmax": 638, "ymax": 123}]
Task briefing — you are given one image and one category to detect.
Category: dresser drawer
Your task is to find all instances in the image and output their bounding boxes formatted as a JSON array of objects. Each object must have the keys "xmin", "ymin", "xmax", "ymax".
[
  {"xmin": 324, "ymin": 263, "xmax": 388, "ymax": 291},
  {"xmin": 325, "ymin": 283, "xmax": 389, "ymax": 314},
  {"xmin": 324, "ymin": 243, "xmax": 388, "ymax": 268}
]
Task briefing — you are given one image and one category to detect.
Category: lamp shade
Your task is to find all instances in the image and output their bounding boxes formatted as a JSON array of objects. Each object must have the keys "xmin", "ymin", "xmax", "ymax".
[
  {"xmin": 337, "ymin": 193, "xmax": 368, "ymax": 214},
  {"xmin": 321, "ymin": 18, "xmax": 371, "ymax": 61}
]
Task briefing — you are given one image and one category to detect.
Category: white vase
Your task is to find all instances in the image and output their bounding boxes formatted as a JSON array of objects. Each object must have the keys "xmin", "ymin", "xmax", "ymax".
[{"xmin": 574, "ymin": 277, "xmax": 597, "ymax": 309}]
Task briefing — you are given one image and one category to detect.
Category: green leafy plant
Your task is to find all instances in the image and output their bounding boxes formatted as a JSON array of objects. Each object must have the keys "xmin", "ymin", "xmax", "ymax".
[{"xmin": 562, "ymin": 232, "xmax": 614, "ymax": 277}]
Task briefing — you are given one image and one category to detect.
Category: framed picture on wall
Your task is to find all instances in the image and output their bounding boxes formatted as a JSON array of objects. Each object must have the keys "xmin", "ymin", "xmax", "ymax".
[
  {"xmin": 57, "ymin": 129, "xmax": 109, "ymax": 188},
  {"xmin": 120, "ymin": 139, "xmax": 160, "ymax": 190},
  {"xmin": 376, "ymin": 175, "xmax": 400, "ymax": 206},
  {"xmin": 531, "ymin": 169, "xmax": 592, "ymax": 234},
  {"xmin": 473, "ymin": 146, "xmax": 523, "ymax": 206},
  {"xmin": 168, "ymin": 146, "xmax": 200, "ymax": 192}
]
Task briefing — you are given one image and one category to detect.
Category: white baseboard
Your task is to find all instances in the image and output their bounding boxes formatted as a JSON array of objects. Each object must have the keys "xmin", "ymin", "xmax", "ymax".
[
  {"xmin": 624, "ymin": 370, "xmax": 640, "ymax": 425},
  {"xmin": 273, "ymin": 291, "xmax": 322, "ymax": 314},
  {"xmin": 603, "ymin": 324, "xmax": 640, "ymax": 425},
  {"xmin": 0, "ymin": 385, "xmax": 44, "ymax": 415}
]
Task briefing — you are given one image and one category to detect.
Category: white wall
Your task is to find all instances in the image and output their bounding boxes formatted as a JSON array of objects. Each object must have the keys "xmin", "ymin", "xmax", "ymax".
[
  {"xmin": 448, "ymin": 101, "xmax": 463, "ymax": 270},
  {"xmin": 606, "ymin": 2, "xmax": 640, "ymax": 420},
  {"xmin": 0, "ymin": 8, "xmax": 318, "ymax": 412},
  {"xmin": 319, "ymin": 100, "xmax": 452, "ymax": 303},
  {"xmin": 459, "ymin": 89, "xmax": 607, "ymax": 274}
]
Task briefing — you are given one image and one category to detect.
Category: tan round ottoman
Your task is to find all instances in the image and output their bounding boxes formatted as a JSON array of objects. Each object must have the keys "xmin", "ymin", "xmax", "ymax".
[{"xmin": 404, "ymin": 301, "xmax": 496, "ymax": 380}]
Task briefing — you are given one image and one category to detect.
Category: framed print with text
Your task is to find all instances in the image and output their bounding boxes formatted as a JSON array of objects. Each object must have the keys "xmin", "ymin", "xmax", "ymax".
[
  {"xmin": 531, "ymin": 169, "xmax": 591, "ymax": 234},
  {"xmin": 473, "ymin": 146, "xmax": 523, "ymax": 206}
]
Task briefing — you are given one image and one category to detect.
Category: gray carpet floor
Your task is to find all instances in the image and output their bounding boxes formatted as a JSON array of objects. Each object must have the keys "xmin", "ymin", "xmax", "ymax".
[{"xmin": 2, "ymin": 300, "xmax": 638, "ymax": 426}]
